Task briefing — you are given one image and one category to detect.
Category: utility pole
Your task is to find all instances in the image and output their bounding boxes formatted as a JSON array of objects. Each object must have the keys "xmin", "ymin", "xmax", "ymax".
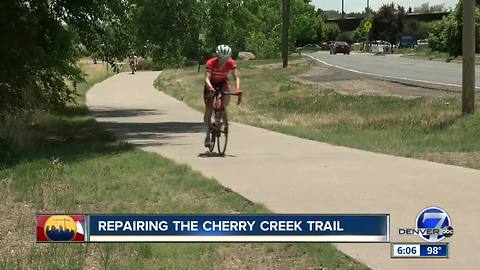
[
  {"xmin": 342, "ymin": 0, "xmax": 345, "ymax": 30},
  {"xmin": 462, "ymin": 0, "xmax": 475, "ymax": 114},
  {"xmin": 282, "ymin": 0, "xmax": 290, "ymax": 68},
  {"xmin": 366, "ymin": 0, "xmax": 370, "ymax": 51}
]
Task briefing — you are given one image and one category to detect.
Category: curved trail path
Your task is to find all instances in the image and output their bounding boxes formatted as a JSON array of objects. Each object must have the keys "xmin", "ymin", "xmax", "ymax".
[{"xmin": 87, "ymin": 71, "xmax": 480, "ymax": 270}]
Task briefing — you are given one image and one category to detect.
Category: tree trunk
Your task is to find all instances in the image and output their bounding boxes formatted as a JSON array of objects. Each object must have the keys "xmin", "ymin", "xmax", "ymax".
[
  {"xmin": 462, "ymin": 0, "xmax": 476, "ymax": 114},
  {"xmin": 282, "ymin": 0, "xmax": 290, "ymax": 68}
]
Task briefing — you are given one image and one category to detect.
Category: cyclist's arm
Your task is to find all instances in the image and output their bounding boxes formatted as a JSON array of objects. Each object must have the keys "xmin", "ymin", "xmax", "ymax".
[
  {"xmin": 232, "ymin": 69, "xmax": 240, "ymax": 93},
  {"xmin": 205, "ymin": 70, "xmax": 214, "ymax": 91},
  {"xmin": 232, "ymin": 68, "xmax": 242, "ymax": 105}
]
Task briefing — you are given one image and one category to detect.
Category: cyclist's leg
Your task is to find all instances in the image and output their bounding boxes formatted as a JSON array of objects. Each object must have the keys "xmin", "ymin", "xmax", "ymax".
[
  {"xmin": 203, "ymin": 85, "xmax": 214, "ymax": 146},
  {"xmin": 220, "ymin": 80, "xmax": 231, "ymax": 109}
]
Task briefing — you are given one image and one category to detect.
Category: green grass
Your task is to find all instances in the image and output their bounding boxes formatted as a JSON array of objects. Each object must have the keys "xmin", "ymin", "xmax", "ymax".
[
  {"xmin": 155, "ymin": 57, "xmax": 480, "ymax": 169},
  {"xmin": 0, "ymin": 61, "xmax": 368, "ymax": 269}
]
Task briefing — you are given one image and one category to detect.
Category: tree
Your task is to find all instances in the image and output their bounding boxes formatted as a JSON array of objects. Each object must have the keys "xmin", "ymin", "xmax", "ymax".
[
  {"xmin": 320, "ymin": 10, "xmax": 342, "ymax": 20},
  {"xmin": 134, "ymin": 0, "xmax": 202, "ymax": 69},
  {"xmin": 347, "ymin": 11, "xmax": 366, "ymax": 18},
  {"xmin": 291, "ymin": 0, "xmax": 324, "ymax": 46},
  {"xmin": 372, "ymin": 3, "xmax": 406, "ymax": 44},
  {"xmin": 337, "ymin": 31, "xmax": 354, "ymax": 43},
  {"xmin": 0, "ymin": 0, "xmax": 132, "ymax": 118},
  {"xmin": 324, "ymin": 23, "xmax": 341, "ymax": 41},
  {"xmin": 428, "ymin": 0, "xmax": 480, "ymax": 57},
  {"xmin": 403, "ymin": 20, "xmax": 435, "ymax": 39},
  {"xmin": 243, "ymin": 0, "xmax": 282, "ymax": 58},
  {"xmin": 200, "ymin": 0, "xmax": 283, "ymax": 58},
  {"xmin": 196, "ymin": 0, "xmax": 322, "ymax": 58},
  {"xmin": 414, "ymin": 3, "xmax": 447, "ymax": 13}
]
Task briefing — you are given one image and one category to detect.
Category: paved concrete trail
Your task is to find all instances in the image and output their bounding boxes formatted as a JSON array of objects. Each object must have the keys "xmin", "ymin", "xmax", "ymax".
[{"xmin": 87, "ymin": 71, "xmax": 480, "ymax": 270}]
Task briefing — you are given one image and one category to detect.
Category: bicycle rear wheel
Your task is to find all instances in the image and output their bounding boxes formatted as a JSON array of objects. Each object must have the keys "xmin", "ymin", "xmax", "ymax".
[{"xmin": 216, "ymin": 110, "xmax": 228, "ymax": 156}]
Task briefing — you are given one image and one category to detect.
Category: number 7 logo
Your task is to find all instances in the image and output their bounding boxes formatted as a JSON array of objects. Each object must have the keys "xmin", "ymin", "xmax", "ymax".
[
  {"xmin": 422, "ymin": 212, "xmax": 448, "ymax": 241},
  {"xmin": 416, "ymin": 207, "xmax": 452, "ymax": 242}
]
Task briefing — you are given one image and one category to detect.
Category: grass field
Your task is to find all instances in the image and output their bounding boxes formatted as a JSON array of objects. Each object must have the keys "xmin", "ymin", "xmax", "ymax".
[
  {"xmin": 0, "ymin": 61, "xmax": 367, "ymax": 269},
  {"xmin": 155, "ymin": 57, "xmax": 480, "ymax": 170}
]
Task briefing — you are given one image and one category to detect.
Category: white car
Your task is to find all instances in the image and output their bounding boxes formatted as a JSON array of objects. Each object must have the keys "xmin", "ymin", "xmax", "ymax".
[
  {"xmin": 415, "ymin": 39, "xmax": 429, "ymax": 48},
  {"xmin": 371, "ymin": 40, "xmax": 393, "ymax": 53}
]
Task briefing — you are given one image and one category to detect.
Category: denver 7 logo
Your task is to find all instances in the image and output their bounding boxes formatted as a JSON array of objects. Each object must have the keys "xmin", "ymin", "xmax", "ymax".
[{"xmin": 416, "ymin": 207, "xmax": 452, "ymax": 242}]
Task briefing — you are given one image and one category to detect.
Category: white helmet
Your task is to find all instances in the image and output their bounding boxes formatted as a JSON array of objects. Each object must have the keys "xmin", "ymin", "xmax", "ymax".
[{"xmin": 216, "ymin": 44, "xmax": 232, "ymax": 59}]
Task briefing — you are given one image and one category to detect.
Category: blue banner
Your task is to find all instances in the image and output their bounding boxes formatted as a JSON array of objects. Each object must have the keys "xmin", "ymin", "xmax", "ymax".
[{"xmin": 87, "ymin": 214, "xmax": 389, "ymax": 243}]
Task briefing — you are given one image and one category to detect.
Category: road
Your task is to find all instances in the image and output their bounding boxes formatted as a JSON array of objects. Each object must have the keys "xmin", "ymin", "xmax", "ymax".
[
  {"xmin": 86, "ymin": 71, "xmax": 480, "ymax": 270},
  {"xmin": 309, "ymin": 51, "xmax": 480, "ymax": 90}
]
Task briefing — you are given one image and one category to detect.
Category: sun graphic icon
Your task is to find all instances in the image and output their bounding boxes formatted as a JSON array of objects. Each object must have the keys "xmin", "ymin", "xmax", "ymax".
[{"xmin": 44, "ymin": 215, "xmax": 77, "ymax": 241}]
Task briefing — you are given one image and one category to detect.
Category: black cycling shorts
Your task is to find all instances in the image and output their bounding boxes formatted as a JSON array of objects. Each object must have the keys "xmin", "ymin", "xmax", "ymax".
[{"xmin": 204, "ymin": 80, "xmax": 231, "ymax": 99}]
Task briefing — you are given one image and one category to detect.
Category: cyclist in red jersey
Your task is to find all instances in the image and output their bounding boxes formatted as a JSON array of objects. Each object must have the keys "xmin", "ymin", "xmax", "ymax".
[{"xmin": 203, "ymin": 44, "xmax": 241, "ymax": 147}]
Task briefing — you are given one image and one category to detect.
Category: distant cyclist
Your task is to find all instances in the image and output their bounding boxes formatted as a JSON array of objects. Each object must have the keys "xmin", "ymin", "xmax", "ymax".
[
  {"xmin": 128, "ymin": 52, "xmax": 138, "ymax": 74},
  {"xmin": 203, "ymin": 44, "xmax": 241, "ymax": 147}
]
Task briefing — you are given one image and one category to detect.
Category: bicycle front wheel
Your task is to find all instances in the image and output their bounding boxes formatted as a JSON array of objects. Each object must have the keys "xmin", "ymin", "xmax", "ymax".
[
  {"xmin": 216, "ymin": 110, "xmax": 228, "ymax": 156},
  {"xmin": 208, "ymin": 129, "xmax": 216, "ymax": 153}
]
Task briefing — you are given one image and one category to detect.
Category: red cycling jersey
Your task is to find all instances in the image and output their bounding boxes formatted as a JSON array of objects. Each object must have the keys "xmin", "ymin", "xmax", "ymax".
[{"xmin": 206, "ymin": 57, "xmax": 237, "ymax": 83}]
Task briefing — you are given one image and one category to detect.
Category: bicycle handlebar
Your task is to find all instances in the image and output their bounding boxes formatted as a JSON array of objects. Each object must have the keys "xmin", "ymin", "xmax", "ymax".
[{"xmin": 209, "ymin": 90, "xmax": 241, "ymax": 98}]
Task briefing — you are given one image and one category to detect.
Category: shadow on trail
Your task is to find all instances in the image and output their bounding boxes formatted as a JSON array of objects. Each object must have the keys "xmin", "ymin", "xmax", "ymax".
[
  {"xmin": 198, "ymin": 152, "xmax": 237, "ymax": 158},
  {"xmin": 87, "ymin": 106, "xmax": 205, "ymax": 147},
  {"xmin": 90, "ymin": 107, "xmax": 164, "ymax": 118},
  {"xmin": 98, "ymin": 121, "xmax": 204, "ymax": 147}
]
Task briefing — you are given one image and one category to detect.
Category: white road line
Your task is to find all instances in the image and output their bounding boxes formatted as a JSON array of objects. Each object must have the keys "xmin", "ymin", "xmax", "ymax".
[{"xmin": 307, "ymin": 55, "xmax": 480, "ymax": 89}]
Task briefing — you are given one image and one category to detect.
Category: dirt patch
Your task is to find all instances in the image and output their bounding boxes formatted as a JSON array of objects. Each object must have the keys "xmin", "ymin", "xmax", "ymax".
[
  {"xmin": 84, "ymin": 245, "xmax": 102, "ymax": 270},
  {"xmin": 293, "ymin": 65, "xmax": 460, "ymax": 99},
  {"xmin": 216, "ymin": 244, "xmax": 321, "ymax": 270},
  {"xmin": 0, "ymin": 178, "xmax": 39, "ymax": 263},
  {"xmin": 419, "ymin": 152, "xmax": 480, "ymax": 170}
]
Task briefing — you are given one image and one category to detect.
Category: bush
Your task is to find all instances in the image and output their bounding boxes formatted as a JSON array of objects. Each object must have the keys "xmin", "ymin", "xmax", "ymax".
[
  {"xmin": 337, "ymin": 32, "xmax": 354, "ymax": 44},
  {"xmin": 136, "ymin": 58, "xmax": 157, "ymax": 71},
  {"xmin": 0, "ymin": 137, "xmax": 17, "ymax": 167},
  {"xmin": 428, "ymin": 1, "xmax": 480, "ymax": 57},
  {"xmin": 324, "ymin": 23, "xmax": 341, "ymax": 41},
  {"xmin": 245, "ymin": 32, "xmax": 281, "ymax": 59},
  {"xmin": 403, "ymin": 20, "xmax": 435, "ymax": 39},
  {"xmin": 142, "ymin": 42, "xmax": 188, "ymax": 70}
]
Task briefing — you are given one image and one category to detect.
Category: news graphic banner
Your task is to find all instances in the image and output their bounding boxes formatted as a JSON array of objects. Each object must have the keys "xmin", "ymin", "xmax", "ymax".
[{"xmin": 37, "ymin": 214, "xmax": 389, "ymax": 243}]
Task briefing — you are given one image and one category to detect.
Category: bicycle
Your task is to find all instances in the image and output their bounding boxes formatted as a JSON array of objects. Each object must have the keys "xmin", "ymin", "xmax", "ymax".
[
  {"xmin": 207, "ymin": 90, "xmax": 240, "ymax": 156},
  {"xmin": 129, "ymin": 57, "xmax": 137, "ymax": 74}
]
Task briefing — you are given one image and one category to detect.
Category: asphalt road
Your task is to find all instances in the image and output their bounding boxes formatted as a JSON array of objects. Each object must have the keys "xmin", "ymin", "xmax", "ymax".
[
  {"xmin": 309, "ymin": 51, "xmax": 480, "ymax": 90},
  {"xmin": 87, "ymin": 71, "xmax": 480, "ymax": 270}
]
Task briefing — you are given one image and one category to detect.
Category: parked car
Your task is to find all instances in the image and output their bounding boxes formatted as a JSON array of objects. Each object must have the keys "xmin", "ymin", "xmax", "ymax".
[
  {"xmin": 415, "ymin": 39, "xmax": 429, "ymax": 48},
  {"xmin": 399, "ymin": 36, "xmax": 416, "ymax": 48}
]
